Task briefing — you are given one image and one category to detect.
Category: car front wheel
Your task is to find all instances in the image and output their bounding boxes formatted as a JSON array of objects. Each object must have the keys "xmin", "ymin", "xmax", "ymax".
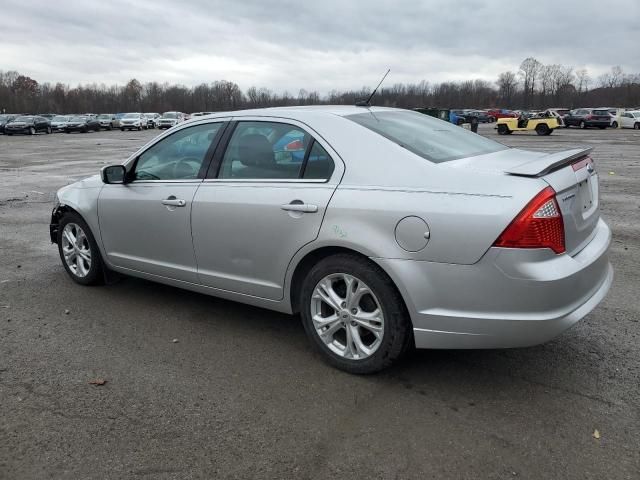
[
  {"xmin": 57, "ymin": 213, "xmax": 104, "ymax": 286},
  {"xmin": 300, "ymin": 254, "xmax": 412, "ymax": 374}
]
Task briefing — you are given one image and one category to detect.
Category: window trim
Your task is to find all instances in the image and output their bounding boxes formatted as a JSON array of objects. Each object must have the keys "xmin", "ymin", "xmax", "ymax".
[{"xmin": 127, "ymin": 120, "xmax": 229, "ymax": 184}]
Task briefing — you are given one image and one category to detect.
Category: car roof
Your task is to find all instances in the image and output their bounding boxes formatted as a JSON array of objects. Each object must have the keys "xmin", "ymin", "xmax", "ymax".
[{"xmin": 185, "ymin": 105, "xmax": 406, "ymax": 123}]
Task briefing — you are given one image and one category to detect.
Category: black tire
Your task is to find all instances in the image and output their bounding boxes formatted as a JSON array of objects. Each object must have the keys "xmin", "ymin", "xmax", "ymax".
[
  {"xmin": 299, "ymin": 254, "xmax": 412, "ymax": 374},
  {"xmin": 120, "ymin": 127, "xmax": 125, "ymax": 131},
  {"xmin": 108, "ymin": 124, "xmax": 113, "ymax": 131},
  {"xmin": 65, "ymin": 130, "xmax": 71, "ymax": 134},
  {"xmin": 535, "ymin": 124, "xmax": 550, "ymax": 136},
  {"xmin": 138, "ymin": 125, "xmax": 142, "ymax": 131},
  {"xmin": 634, "ymin": 123, "xmax": 640, "ymax": 130},
  {"xmin": 598, "ymin": 126, "xmax": 606, "ymax": 129},
  {"xmin": 82, "ymin": 127, "xmax": 88, "ymax": 133},
  {"xmin": 29, "ymin": 127, "xmax": 35, "ymax": 135},
  {"xmin": 57, "ymin": 212, "xmax": 105, "ymax": 286},
  {"xmin": 497, "ymin": 124, "xmax": 510, "ymax": 135},
  {"xmin": 7, "ymin": 133, "xmax": 13, "ymax": 136},
  {"xmin": 612, "ymin": 121, "xmax": 618, "ymax": 128},
  {"xmin": 46, "ymin": 126, "xmax": 52, "ymax": 134},
  {"xmin": 579, "ymin": 121, "xmax": 586, "ymax": 129}
]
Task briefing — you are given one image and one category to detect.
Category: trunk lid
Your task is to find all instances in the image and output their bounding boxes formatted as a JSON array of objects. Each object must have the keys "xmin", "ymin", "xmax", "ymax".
[{"xmin": 447, "ymin": 147, "xmax": 600, "ymax": 256}]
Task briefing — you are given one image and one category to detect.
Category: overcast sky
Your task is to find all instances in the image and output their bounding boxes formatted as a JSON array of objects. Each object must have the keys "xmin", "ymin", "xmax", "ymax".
[{"xmin": 0, "ymin": 0, "xmax": 638, "ymax": 93}]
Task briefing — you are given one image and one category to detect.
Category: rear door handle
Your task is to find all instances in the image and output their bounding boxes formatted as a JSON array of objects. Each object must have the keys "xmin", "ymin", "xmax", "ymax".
[
  {"xmin": 161, "ymin": 197, "xmax": 186, "ymax": 207},
  {"xmin": 281, "ymin": 202, "xmax": 318, "ymax": 213}
]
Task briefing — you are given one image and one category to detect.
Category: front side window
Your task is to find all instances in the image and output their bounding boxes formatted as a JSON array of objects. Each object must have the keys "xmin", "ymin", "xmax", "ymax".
[
  {"xmin": 134, "ymin": 123, "xmax": 223, "ymax": 181},
  {"xmin": 218, "ymin": 122, "xmax": 311, "ymax": 179},
  {"xmin": 346, "ymin": 110, "xmax": 507, "ymax": 163}
]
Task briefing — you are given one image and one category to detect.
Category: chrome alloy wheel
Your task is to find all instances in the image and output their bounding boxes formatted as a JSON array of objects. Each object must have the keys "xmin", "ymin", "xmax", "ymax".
[
  {"xmin": 310, "ymin": 273, "xmax": 384, "ymax": 360},
  {"xmin": 61, "ymin": 223, "xmax": 92, "ymax": 277}
]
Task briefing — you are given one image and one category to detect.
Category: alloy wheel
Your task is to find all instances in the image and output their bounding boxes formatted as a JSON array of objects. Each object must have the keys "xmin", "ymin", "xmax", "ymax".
[
  {"xmin": 310, "ymin": 273, "xmax": 384, "ymax": 360},
  {"xmin": 61, "ymin": 223, "xmax": 92, "ymax": 277}
]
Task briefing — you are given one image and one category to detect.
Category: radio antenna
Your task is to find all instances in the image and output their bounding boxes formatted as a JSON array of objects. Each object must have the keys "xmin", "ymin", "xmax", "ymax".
[{"xmin": 356, "ymin": 69, "xmax": 390, "ymax": 107}]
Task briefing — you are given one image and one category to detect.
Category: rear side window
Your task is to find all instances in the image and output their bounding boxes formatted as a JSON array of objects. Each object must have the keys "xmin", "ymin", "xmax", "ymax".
[
  {"xmin": 346, "ymin": 110, "xmax": 507, "ymax": 163},
  {"xmin": 303, "ymin": 141, "xmax": 335, "ymax": 179},
  {"xmin": 593, "ymin": 110, "xmax": 609, "ymax": 115}
]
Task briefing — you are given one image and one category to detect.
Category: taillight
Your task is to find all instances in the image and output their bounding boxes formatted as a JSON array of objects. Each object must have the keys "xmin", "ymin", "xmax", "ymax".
[
  {"xmin": 586, "ymin": 115, "xmax": 593, "ymax": 120},
  {"xmin": 285, "ymin": 139, "xmax": 304, "ymax": 151},
  {"xmin": 493, "ymin": 186, "xmax": 565, "ymax": 254}
]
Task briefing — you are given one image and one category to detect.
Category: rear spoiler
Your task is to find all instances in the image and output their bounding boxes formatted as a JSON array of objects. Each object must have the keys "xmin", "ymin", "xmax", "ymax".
[{"xmin": 505, "ymin": 148, "xmax": 593, "ymax": 177}]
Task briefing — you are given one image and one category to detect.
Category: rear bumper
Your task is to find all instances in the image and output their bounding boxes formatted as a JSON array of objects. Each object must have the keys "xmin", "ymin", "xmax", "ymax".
[{"xmin": 375, "ymin": 218, "xmax": 612, "ymax": 349}]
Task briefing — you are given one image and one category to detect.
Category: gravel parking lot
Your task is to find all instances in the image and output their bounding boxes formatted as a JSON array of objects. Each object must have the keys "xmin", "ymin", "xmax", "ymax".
[{"xmin": 1, "ymin": 124, "xmax": 639, "ymax": 479}]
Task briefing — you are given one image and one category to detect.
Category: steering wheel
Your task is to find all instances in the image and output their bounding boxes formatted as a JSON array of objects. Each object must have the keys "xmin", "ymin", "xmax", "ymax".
[{"xmin": 172, "ymin": 157, "xmax": 201, "ymax": 179}]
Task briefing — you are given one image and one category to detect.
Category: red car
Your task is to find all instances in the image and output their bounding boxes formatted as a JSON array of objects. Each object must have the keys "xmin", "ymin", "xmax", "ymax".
[{"xmin": 487, "ymin": 109, "xmax": 518, "ymax": 121}]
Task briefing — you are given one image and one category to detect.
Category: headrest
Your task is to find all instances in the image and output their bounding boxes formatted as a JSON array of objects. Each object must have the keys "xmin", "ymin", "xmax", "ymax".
[{"xmin": 238, "ymin": 134, "xmax": 274, "ymax": 167}]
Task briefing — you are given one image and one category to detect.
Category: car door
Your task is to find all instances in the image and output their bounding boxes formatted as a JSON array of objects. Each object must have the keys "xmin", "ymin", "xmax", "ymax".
[
  {"xmin": 191, "ymin": 118, "xmax": 344, "ymax": 300},
  {"xmin": 98, "ymin": 120, "xmax": 228, "ymax": 282},
  {"xmin": 621, "ymin": 113, "xmax": 632, "ymax": 128}
]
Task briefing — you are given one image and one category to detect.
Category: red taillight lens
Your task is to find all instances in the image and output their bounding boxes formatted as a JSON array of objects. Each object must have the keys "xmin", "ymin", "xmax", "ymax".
[
  {"xmin": 285, "ymin": 139, "xmax": 304, "ymax": 151},
  {"xmin": 493, "ymin": 186, "xmax": 565, "ymax": 254}
]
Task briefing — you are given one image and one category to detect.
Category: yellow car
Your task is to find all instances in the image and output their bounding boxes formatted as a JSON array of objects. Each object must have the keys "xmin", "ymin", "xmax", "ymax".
[{"xmin": 496, "ymin": 115, "xmax": 561, "ymax": 136}]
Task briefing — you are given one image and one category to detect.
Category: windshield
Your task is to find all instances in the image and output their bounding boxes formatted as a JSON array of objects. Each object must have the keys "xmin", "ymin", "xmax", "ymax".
[
  {"xmin": 123, "ymin": 113, "xmax": 140, "ymax": 118},
  {"xmin": 345, "ymin": 110, "xmax": 508, "ymax": 163},
  {"xmin": 52, "ymin": 116, "xmax": 68, "ymax": 121},
  {"xmin": 98, "ymin": 114, "xmax": 111, "ymax": 119},
  {"xmin": 15, "ymin": 116, "xmax": 33, "ymax": 122},
  {"xmin": 633, "ymin": 112, "xmax": 640, "ymax": 118},
  {"xmin": 70, "ymin": 116, "xmax": 86, "ymax": 122},
  {"xmin": 162, "ymin": 112, "xmax": 178, "ymax": 119}
]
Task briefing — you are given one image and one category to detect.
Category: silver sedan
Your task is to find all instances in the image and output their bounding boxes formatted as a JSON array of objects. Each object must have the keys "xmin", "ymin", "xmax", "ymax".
[{"xmin": 50, "ymin": 106, "xmax": 613, "ymax": 373}]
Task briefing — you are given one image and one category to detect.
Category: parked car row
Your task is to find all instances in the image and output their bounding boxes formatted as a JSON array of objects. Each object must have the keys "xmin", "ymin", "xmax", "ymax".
[{"xmin": 0, "ymin": 111, "xmax": 193, "ymax": 135}]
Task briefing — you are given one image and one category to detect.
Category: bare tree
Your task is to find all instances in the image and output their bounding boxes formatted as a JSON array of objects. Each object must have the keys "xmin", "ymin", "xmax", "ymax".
[
  {"xmin": 497, "ymin": 71, "xmax": 518, "ymax": 107},
  {"xmin": 518, "ymin": 57, "xmax": 542, "ymax": 108}
]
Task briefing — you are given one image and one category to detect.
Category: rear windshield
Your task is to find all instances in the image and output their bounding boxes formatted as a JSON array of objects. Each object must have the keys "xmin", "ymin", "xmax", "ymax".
[
  {"xmin": 162, "ymin": 112, "xmax": 178, "ymax": 119},
  {"xmin": 345, "ymin": 110, "xmax": 507, "ymax": 163},
  {"xmin": 593, "ymin": 110, "xmax": 610, "ymax": 115}
]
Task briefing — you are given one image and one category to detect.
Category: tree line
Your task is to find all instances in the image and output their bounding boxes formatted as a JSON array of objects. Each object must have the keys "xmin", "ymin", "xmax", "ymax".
[{"xmin": 1, "ymin": 58, "xmax": 639, "ymax": 114}]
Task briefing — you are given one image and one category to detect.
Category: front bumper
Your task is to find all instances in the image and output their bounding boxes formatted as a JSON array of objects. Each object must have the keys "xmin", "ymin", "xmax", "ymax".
[
  {"xmin": 376, "ymin": 218, "xmax": 612, "ymax": 349},
  {"xmin": 5, "ymin": 126, "xmax": 30, "ymax": 133}
]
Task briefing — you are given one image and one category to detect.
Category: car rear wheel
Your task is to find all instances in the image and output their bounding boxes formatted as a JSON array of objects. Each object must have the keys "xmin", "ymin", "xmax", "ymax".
[
  {"xmin": 612, "ymin": 121, "xmax": 618, "ymax": 128},
  {"xmin": 57, "ymin": 213, "xmax": 104, "ymax": 286},
  {"xmin": 535, "ymin": 124, "xmax": 550, "ymax": 136},
  {"xmin": 634, "ymin": 123, "xmax": 640, "ymax": 130},
  {"xmin": 29, "ymin": 127, "xmax": 35, "ymax": 135},
  {"xmin": 120, "ymin": 127, "xmax": 125, "ymax": 131},
  {"xmin": 579, "ymin": 121, "xmax": 586, "ymax": 129},
  {"xmin": 46, "ymin": 126, "xmax": 52, "ymax": 134},
  {"xmin": 300, "ymin": 254, "xmax": 412, "ymax": 374}
]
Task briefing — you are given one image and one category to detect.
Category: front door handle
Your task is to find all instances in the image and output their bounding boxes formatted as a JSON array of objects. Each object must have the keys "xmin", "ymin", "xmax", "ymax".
[
  {"xmin": 281, "ymin": 202, "xmax": 318, "ymax": 213},
  {"xmin": 161, "ymin": 197, "xmax": 186, "ymax": 207}
]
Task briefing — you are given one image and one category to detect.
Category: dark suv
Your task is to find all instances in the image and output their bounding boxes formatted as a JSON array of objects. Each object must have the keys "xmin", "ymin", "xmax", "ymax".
[{"xmin": 564, "ymin": 109, "xmax": 611, "ymax": 129}]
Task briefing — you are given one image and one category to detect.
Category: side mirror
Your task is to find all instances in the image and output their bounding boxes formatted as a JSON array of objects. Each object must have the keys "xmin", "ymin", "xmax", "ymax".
[{"xmin": 101, "ymin": 165, "xmax": 127, "ymax": 184}]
